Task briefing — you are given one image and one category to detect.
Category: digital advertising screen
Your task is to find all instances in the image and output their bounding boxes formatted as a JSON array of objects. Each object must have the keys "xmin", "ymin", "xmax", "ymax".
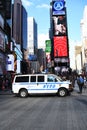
[
  {"xmin": 46, "ymin": 53, "xmax": 51, "ymax": 63},
  {"xmin": 45, "ymin": 40, "xmax": 51, "ymax": 53},
  {"xmin": 54, "ymin": 36, "xmax": 68, "ymax": 57},
  {"xmin": 52, "ymin": 0, "xmax": 66, "ymax": 16},
  {"xmin": 7, "ymin": 54, "xmax": 14, "ymax": 71},
  {"xmin": 53, "ymin": 15, "xmax": 67, "ymax": 36},
  {"xmin": 54, "ymin": 57, "xmax": 69, "ymax": 63}
]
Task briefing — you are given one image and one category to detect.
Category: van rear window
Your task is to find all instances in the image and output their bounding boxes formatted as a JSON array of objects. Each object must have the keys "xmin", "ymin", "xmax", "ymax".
[{"xmin": 15, "ymin": 76, "xmax": 29, "ymax": 82}]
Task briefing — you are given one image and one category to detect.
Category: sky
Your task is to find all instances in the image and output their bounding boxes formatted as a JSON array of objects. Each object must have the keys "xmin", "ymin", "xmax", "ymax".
[{"xmin": 21, "ymin": 0, "xmax": 87, "ymax": 48}]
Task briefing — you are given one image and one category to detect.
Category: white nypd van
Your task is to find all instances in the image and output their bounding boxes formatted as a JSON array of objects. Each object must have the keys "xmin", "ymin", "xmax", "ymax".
[{"xmin": 12, "ymin": 74, "xmax": 73, "ymax": 98}]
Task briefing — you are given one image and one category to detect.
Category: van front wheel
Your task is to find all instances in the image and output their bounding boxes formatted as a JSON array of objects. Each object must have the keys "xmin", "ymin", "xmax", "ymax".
[
  {"xmin": 58, "ymin": 88, "xmax": 67, "ymax": 97},
  {"xmin": 19, "ymin": 89, "xmax": 28, "ymax": 98}
]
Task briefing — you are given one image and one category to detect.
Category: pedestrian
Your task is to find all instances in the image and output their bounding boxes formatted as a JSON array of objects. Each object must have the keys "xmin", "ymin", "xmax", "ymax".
[{"xmin": 77, "ymin": 74, "xmax": 84, "ymax": 93}]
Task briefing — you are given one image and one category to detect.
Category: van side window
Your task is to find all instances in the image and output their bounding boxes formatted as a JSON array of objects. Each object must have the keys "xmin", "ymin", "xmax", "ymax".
[
  {"xmin": 15, "ymin": 76, "xmax": 29, "ymax": 82},
  {"xmin": 30, "ymin": 76, "xmax": 36, "ymax": 82},
  {"xmin": 37, "ymin": 76, "xmax": 44, "ymax": 82}
]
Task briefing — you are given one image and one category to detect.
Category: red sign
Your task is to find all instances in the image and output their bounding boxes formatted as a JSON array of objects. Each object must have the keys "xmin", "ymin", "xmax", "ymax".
[{"xmin": 54, "ymin": 36, "xmax": 68, "ymax": 57}]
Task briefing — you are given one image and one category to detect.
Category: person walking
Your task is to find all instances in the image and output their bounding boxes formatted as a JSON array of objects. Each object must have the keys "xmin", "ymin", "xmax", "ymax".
[{"xmin": 77, "ymin": 74, "xmax": 84, "ymax": 93}]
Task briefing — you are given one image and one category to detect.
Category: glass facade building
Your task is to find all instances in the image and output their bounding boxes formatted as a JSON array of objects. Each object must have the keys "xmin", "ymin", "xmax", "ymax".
[
  {"xmin": 27, "ymin": 17, "xmax": 38, "ymax": 55},
  {"xmin": 22, "ymin": 6, "xmax": 27, "ymax": 50}
]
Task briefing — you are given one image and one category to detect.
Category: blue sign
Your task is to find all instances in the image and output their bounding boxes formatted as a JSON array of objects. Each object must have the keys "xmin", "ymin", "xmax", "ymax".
[
  {"xmin": 7, "ymin": 61, "xmax": 12, "ymax": 64},
  {"xmin": 53, "ymin": 1, "xmax": 64, "ymax": 11},
  {"xmin": 52, "ymin": 0, "xmax": 65, "ymax": 15}
]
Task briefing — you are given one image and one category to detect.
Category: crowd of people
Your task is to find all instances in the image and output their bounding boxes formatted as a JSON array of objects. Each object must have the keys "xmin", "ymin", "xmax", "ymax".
[
  {"xmin": 0, "ymin": 73, "xmax": 14, "ymax": 91},
  {"xmin": 61, "ymin": 70, "xmax": 87, "ymax": 94}
]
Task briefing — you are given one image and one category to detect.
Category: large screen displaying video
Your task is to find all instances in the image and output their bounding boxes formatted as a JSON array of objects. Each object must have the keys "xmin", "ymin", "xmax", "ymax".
[
  {"xmin": 53, "ymin": 15, "xmax": 67, "ymax": 36},
  {"xmin": 54, "ymin": 36, "xmax": 68, "ymax": 57}
]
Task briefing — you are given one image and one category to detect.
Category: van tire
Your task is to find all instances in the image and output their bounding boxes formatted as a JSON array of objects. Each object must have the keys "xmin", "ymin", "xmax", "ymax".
[
  {"xmin": 58, "ymin": 88, "xmax": 67, "ymax": 97},
  {"xmin": 19, "ymin": 89, "xmax": 28, "ymax": 98}
]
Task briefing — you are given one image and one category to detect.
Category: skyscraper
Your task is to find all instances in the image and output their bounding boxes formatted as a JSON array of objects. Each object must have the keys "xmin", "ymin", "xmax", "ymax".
[
  {"xmin": 12, "ymin": 0, "xmax": 28, "ymax": 73},
  {"xmin": 27, "ymin": 17, "xmax": 38, "ymax": 55},
  {"xmin": 22, "ymin": 6, "xmax": 27, "ymax": 51},
  {"xmin": 12, "ymin": 0, "xmax": 22, "ymax": 45}
]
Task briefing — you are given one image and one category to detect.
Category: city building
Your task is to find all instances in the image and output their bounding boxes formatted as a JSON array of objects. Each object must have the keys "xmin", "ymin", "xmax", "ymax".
[
  {"xmin": 49, "ymin": 0, "xmax": 70, "ymax": 75},
  {"xmin": 12, "ymin": 0, "xmax": 28, "ymax": 73},
  {"xmin": 37, "ymin": 48, "xmax": 46, "ymax": 70},
  {"xmin": 27, "ymin": 17, "xmax": 39, "ymax": 73},
  {"xmin": 80, "ymin": 5, "xmax": 87, "ymax": 73},
  {"xmin": 22, "ymin": 5, "xmax": 27, "ymax": 59},
  {"xmin": 75, "ymin": 45, "xmax": 82, "ymax": 73},
  {"xmin": 0, "ymin": 0, "xmax": 11, "ymax": 76},
  {"xmin": 27, "ymin": 17, "xmax": 38, "ymax": 55},
  {"xmin": 12, "ymin": 0, "xmax": 22, "ymax": 45}
]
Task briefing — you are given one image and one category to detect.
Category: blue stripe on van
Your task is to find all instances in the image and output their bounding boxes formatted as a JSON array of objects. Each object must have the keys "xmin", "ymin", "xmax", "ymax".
[{"xmin": 28, "ymin": 88, "xmax": 58, "ymax": 91}]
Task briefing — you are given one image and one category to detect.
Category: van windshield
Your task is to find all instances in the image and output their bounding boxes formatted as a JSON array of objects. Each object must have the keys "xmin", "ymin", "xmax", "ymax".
[
  {"xmin": 57, "ymin": 76, "xmax": 63, "ymax": 81},
  {"xmin": 47, "ymin": 75, "xmax": 63, "ymax": 82}
]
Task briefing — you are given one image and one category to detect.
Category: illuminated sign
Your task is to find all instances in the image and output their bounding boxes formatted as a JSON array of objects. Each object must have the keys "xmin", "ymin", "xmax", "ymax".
[
  {"xmin": 54, "ymin": 36, "xmax": 68, "ymax": 57},
  {"xmin": 45, "ymin": 40, "xmax": 51, "ymax": 52},
  {"xmin": 7, "ymin": 54, "xmax": 14, "ymax": 71},
  {"xmin": 46, "ymin": 53, "xmax": 51, "ymax": 63},
  {"xmin": 53, "ymin": 1, "xmax": 64, "ymax": 11},
  {"xmin": 52, "ymin": 0, "xmax": 65, "ymax": 15},
  {"xmin": 53, "ymin": 15, "xmax": 67, "ymax": 36},
  {"xmin": 54, "ymin": 57, "xmax": 69, "ymax": 63}
]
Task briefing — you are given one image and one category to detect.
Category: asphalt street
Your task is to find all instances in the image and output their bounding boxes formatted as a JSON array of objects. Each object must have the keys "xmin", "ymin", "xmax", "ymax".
[{"xmin": 0, "ymin": 80, "xmax": 87, "ymax": 130}]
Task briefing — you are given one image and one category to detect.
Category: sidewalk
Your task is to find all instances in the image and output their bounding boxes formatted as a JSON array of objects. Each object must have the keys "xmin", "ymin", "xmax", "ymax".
[
  {"xmin": 0, "ymin": 89, "xmax": 12, "ymax": 95},
  {"xmin": 71, "ymin": 80, "xmax": 87, "ymax": 96}
]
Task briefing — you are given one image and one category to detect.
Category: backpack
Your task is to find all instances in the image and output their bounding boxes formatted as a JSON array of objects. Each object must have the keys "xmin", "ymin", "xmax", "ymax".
[{"xmin": 77, "ymin": 76, "xmax": 84, "ymax": 85}]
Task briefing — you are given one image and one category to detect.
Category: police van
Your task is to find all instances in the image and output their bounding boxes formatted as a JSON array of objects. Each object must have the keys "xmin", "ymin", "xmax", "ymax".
[{"xmin": 12, "ymin": 74, "xmax": 73, "ymax": 98}]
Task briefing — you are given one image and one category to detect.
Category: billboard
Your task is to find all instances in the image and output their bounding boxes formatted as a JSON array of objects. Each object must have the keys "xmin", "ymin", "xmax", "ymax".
[
  {"xmin": 54, "ymin": 57, "xmax": 69, "ymax": 63},
  {"xmin": 46, "ymin": 53, "xmax": 51, "ymax": 63},
  {"xmin": 45, "ymin": 40, "xmax": 51, "ymax": 52},
  {"xmin": 7, "ymin": 54, "xmax": 14, "ymax": 71},
  {"xmin": 53, "ymin": 15, "xmax": 67, "ymax": 36},
  {"xmin": 46, "ymin": 53, "xmax": 51, "ymax": 68},
  {"xmin": 52, "ymin": 0, "xmax": 66, "ymax": 16},
  {"xmin": 54, "ymin": 36, "xmax": 68, "ymax": 57}
]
